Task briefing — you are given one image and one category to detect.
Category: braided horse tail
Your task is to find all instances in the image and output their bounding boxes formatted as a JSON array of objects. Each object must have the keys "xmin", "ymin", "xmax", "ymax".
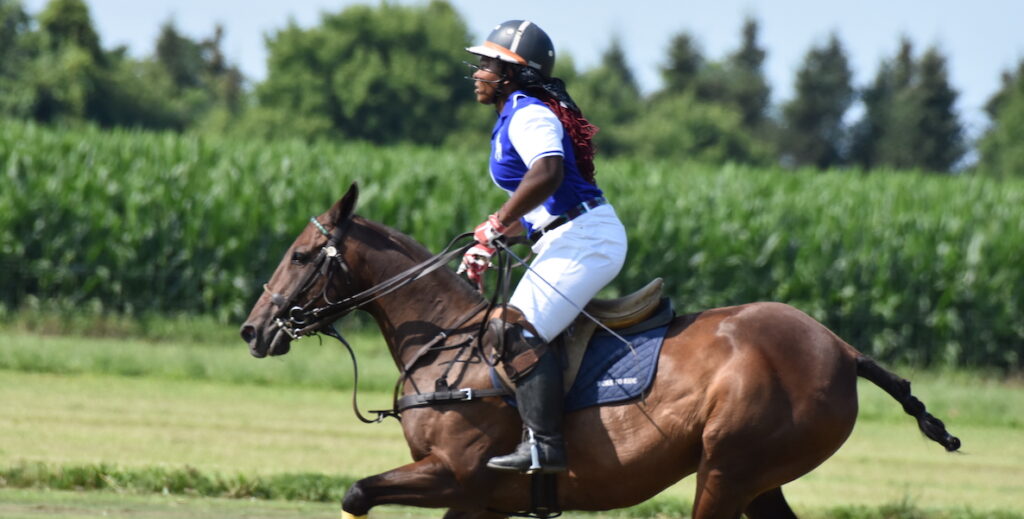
[{"xmin": 855, "ymin": 355, "xmax": 961, "ymax": 452}]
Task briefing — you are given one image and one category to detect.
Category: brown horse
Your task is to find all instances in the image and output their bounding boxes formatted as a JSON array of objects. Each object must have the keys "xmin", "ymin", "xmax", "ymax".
[{"xmin": 240, "ymin": 184, "xmax": 960, "ymax": 519}]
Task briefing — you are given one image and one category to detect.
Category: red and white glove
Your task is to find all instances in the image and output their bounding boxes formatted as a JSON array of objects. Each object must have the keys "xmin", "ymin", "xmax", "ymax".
[
  {"xmin": 473, "ymin": 214, "xmax": 508, "ymax": 247},
  {"xmin": 456, "ymin": 243, "xmax": 496, "ymax": 292}
]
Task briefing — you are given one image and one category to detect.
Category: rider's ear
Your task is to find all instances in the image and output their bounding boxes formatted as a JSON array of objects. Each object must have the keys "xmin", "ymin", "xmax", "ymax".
[{"xmin": 329, "ymin": 182, "xmax": 359, "ymax": 226}]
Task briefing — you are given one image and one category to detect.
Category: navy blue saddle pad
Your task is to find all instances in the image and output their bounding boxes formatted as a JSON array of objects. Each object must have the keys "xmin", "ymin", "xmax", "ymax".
[{"xmin": 492, "ymin": 324, "xmax": 670, "ymax": 412}]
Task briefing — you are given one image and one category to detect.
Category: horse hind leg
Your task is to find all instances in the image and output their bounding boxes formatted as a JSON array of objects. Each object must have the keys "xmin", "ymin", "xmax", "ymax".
[
  {"xmin": 744, "ymin": 487, "xmax": 798, "ymax": 519},
  {"xmin": 690, "ymin": 460, "xmax": 755, "ymax": 519},
  {"xmin": 693, "ymin": 473, "xmax": 797, "ymax": 519}
]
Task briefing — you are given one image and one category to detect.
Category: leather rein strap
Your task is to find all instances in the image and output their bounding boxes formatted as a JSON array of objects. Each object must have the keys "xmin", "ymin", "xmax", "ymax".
[
  {"xmin": 265, "ymin": 219, "xmax": 512, "ymax": 421},
  {"xmin": 295, "ymin": 233, "xmax": 477, "ymax": 337},
  {"xmin": 267, "ymin": 220, "xmax": 476, "ymax": 340}
]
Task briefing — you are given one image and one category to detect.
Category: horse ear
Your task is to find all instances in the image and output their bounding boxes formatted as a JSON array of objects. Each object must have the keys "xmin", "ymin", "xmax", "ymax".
[{"xmin": 329, "ymin": 182, "xmax": 359, "ymax": 225}]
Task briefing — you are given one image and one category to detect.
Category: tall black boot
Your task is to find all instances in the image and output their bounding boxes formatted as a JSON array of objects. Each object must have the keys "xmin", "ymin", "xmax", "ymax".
[{"xmin": 487, "ymin": 348, "xmax": 566, "ymax": 474}]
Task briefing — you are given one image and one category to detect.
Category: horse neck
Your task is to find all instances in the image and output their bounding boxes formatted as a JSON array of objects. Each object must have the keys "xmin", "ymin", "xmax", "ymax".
[{"xmin": 346, "ymin": 218, "xmax": 486, "ymax": 370}]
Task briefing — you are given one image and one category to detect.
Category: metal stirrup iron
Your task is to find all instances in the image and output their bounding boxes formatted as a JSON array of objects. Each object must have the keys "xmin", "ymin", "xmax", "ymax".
[{"xmin": 528, "ymin": 429, "xmax": 542, "ymax": 473}]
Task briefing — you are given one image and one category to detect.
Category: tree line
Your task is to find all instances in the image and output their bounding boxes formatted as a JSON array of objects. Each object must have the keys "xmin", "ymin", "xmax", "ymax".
[{"xmin": 2, "ymin": 0, "xmax": 1022, "ymax": 175}]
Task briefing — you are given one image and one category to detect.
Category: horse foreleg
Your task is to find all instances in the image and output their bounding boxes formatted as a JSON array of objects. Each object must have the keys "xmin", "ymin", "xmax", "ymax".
[
  {"xmin": 341, "ymin": 455, "xmax": 482, "ymax": 518},
  {"xmin": 442, "ymin": 509, "xmax": 507, "ymax": 519},
  {"xmin": 744, "ymin": 487, "xmax": 797, "ymax": 518}
]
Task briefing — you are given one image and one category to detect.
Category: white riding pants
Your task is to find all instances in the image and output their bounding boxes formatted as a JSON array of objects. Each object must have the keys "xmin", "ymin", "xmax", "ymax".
[{"xmin": 509, "ymin": 204, "xmax": 627, "ymax": 342}]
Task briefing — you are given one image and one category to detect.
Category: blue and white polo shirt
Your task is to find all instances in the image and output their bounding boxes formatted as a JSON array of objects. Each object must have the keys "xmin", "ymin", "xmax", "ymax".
[{"xmin": 490, "ymin": 90, "xmax": 604, "ymax": 234}]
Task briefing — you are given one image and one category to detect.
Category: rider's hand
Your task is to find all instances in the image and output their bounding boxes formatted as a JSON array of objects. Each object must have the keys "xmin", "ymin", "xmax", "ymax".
[
  {"xmin": 456, "ymin": 243, "xmax": 495, "ymax": 292},
  {"xmin": 473, "ymin": 214, "xmax": 508, "ymax": 247}
]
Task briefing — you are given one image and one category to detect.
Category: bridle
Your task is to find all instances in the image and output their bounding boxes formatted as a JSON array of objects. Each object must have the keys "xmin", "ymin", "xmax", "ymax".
[
  {"xmin": 260, "ymin": 214, "xmax": 533, "ymax": 422},
  {"xmin": 263, "ymin": 215, "xmax": 476, "ymax": 348},
  {"xmin": 263, "ymin": 216, "xmax": 354, "ymax": 345},
  {"xmin": 260, "ymin": 214, "xmax": 495, "ymax": 422}
]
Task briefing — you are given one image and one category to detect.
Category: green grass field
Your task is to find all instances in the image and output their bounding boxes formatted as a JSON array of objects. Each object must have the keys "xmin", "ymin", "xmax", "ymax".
[
  {"xmin": 0, "ymin": 488, "xmax": 345, "ymax": 519},
  {"xmin": 1, "ymin": 326, "xmax": 1023, "ymax": 518}
]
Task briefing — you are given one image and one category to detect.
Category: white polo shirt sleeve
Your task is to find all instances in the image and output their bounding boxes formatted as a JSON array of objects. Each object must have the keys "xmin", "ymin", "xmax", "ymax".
[{"xmin": 508, "ymin": 102, "xmax": 564, "ymax": 168}]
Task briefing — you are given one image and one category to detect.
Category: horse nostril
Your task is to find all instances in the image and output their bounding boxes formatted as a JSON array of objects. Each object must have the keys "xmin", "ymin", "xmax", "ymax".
[{"xmin": 240, "ymin": 324, "xmax": 256, "ymax": 343}]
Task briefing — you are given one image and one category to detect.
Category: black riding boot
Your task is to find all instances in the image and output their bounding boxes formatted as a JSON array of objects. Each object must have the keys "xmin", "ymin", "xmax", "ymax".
[{"xmin": 487, "ymin": 348, "xmax": 566, "ymax": 474}]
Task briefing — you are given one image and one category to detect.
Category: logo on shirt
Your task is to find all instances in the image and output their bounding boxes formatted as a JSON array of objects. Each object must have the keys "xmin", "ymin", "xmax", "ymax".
[{"xmin": 493, "ymin": 140, "xmax": 502, "ymax": 161}]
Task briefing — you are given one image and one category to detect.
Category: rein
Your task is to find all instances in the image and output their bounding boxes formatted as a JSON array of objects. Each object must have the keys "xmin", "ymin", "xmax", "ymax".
[
  {"xmin": 266, "ymin": 219, "xmax": 476, "ymax": 341},
  {"xmin": 263, "ymin": 217, "xmax": 513, "ymax": 422}
]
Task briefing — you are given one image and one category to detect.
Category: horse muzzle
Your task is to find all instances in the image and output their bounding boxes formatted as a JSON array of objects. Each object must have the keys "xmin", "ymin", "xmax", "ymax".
[{"xmin": 240, "ymin": 320, "xmax": 293, "ymax": 358}]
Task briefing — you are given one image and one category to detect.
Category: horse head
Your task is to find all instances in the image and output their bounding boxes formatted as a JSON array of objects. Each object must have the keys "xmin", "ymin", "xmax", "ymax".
[{"xmin": 240, "ymin": 183, "xmax": 360, "ymax": 358}]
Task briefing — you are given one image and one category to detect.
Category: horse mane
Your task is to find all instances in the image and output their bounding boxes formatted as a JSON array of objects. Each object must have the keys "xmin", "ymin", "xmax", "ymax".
[
  {"xmin": 355, "ymin": 216, "xmax": 435, "ymax": 261},
  {"xmin": 350, "ymin": 215, "xmax": 483, "ymax": 300}
]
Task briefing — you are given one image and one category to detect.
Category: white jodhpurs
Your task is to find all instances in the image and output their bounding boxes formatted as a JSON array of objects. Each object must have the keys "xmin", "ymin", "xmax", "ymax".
[{"xmin": 509, "ymin": 204, "xmax": 627, "ymax": 342}]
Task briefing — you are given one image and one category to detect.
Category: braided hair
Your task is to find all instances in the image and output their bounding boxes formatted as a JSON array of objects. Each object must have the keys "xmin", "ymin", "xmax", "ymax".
[{"xmin": 516, "ymin": 69, "xmax": 600, "ymax": 184}]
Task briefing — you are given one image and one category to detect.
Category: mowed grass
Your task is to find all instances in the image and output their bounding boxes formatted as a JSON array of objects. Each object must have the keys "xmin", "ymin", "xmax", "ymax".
[
  {"xmin": 0, "ymin": 370, "xmax": 405, "ymax": 477},
  {"xmin": 0, "ymin": 488, "xmax": 345, "ymax": 519},
  {"xmin": 2, "ymin": 357, "xmax": 1023, "ymax": 516},
  {"xmin": 0, "ymin": 326, "xmax": 399, "ymax": 392},
  {"xmin": 2, "ymin": 325, "xmax": 1023, "ymax": 517}
]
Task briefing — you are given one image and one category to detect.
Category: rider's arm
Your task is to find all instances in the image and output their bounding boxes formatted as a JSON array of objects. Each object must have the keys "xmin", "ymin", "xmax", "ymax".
[
  {"xmin": 495, "ymin": 156, "xmax": 563, "ymax": 229},
  {"xmin": 494, "ymin": 102, "xmax": 565, "ymax": 228}
]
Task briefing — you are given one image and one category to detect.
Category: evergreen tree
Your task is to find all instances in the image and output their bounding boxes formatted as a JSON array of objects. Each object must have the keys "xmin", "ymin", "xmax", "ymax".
[
  {"xmin": 724, "ymin": 17, "xmax": 770, "ymax": 127},
  {"xmin": 660, "ymin": 31, "xmax": 704, "ymax": 93},
  {"xmin": 27, "ymin": 0, "xmax": 105, "ymax": 121},
  {"xmin": 871, "ymin": 39, "xmax": 919, "ymax": 168},
  {"xmin": 616, "ymin": 91, "xmax": 772, "ymax": 165},
  {"xmin": 851, "ymin": 38, "xmax": 905, "ymax": 168},
  {"xmin": 151, "ymin": 19, "xmax": 243, "ymax": 123},
  {"xmin": 979, "ymin": 59, "xmax": 1024, "ymax": 177},
  {"xmin": 552, "ymin": 51, "xmax": 579, "ymax": 85},
  {"xmin": 1, "ymin": 0, "xmax": 30, "ymax": 68},
  {"xmin": 0, "ymin": 0, "xmax": 34, "ymax": 116},
  {"xmin": 911, "ymin": 48, "xmax": 964, "ymax": 171},
  {"xmin": 634, "ymin": 20, "xmax": 773, "ymax": 164},
  {"xmin": 860, "ymin": 40, "xmax": 964, "ymax": 172},
  {"xmin": 155, "ymin": 19, "xmax": 205, "ymax": 91},
  {"xmin": 200, "ymin": 25, "xmax": 244, "ymax": 114},
  {"xmin": 984, "ymin": 59, "xmax": 1024, "ymax": 118},
  {"xmin": 37, "ymin": 0, "xmax": 102, "ymax": 63},
  {"xmin": 851, "ymin": 37, "xmax": 966, "ymax": 172},
  {"xmin": 601, "ymin": 36, "xmax": 640, "ymax": 97},
  {"xmin": 571, "ymin": 37, "xmax": 643, "ymax": 154},
  {"xmin": 779, "ymin": 33, "xmax": 854, "ymax": 169},
  {"xmin": 575, "ymin": 37, "xmax": 641, "ymax": 122}
]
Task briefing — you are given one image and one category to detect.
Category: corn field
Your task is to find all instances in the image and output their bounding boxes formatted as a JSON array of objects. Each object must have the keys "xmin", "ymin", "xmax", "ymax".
[{"xmin": 1, "ymin": 120, "xmax": 1022, "ymax": 367}]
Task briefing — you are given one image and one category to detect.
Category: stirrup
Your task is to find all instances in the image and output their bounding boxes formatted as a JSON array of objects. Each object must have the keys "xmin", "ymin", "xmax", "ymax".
[{"xmin": 487, "ymin": 432, "xmax": 566, "ymax": 474}]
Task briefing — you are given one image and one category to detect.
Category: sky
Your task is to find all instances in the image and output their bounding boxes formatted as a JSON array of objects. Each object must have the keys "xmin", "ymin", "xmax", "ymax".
[{"xmin": 22, "ymin": 0, "xmax": 1024, "ymax": 138}]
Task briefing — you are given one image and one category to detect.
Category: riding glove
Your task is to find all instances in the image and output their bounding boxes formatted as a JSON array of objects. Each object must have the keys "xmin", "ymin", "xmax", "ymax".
[{"xmin": 457, "ymin": 243, "xmax": 495, "ymax": 291}]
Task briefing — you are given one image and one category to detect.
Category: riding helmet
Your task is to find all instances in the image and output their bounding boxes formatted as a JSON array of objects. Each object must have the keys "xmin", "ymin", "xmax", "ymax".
[{"xmin": 466, "ymin": 20, "xmax": 555, "ymax": 79}]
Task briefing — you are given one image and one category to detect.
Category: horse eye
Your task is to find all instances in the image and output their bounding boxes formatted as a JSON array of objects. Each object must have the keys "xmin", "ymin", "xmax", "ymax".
[{"xmin": 291, "ymin": 251, "xmax": 309, "ymax": 265}]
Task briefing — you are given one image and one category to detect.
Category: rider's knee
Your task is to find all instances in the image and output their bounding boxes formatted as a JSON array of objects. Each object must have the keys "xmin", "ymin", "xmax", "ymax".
[{"xmin": 484, "ymin": 316, "xmax": 549, "ymax": 382}]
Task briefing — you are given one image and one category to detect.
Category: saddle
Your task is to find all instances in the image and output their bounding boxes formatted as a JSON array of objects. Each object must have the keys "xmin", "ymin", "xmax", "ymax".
[{"xmin": 495, "ymin": 277, "xmax": 674, "ymax": 392}]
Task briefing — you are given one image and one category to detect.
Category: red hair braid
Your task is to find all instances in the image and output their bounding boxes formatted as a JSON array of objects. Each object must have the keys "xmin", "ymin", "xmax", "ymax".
[{"xmin": 538, "ymin": 95, "xmax": 600, "ymax": 184}]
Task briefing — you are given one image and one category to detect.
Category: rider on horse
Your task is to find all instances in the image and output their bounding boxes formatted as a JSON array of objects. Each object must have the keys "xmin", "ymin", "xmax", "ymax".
[{"xmin": 462, "ymin": 20, "xmax": 629, "ymax": 474}]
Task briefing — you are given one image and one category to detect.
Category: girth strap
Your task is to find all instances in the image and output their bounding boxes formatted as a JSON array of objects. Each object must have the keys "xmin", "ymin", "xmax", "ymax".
[{"xmin": 396, "ymin": 387, "xmax": 511, "ymax": 412}]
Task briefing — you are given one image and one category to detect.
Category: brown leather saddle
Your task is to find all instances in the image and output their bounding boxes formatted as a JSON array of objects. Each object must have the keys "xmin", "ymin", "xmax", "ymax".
[{"xmin": 496, "ymin": 278, "xmax": 674, "ymax": 392}]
